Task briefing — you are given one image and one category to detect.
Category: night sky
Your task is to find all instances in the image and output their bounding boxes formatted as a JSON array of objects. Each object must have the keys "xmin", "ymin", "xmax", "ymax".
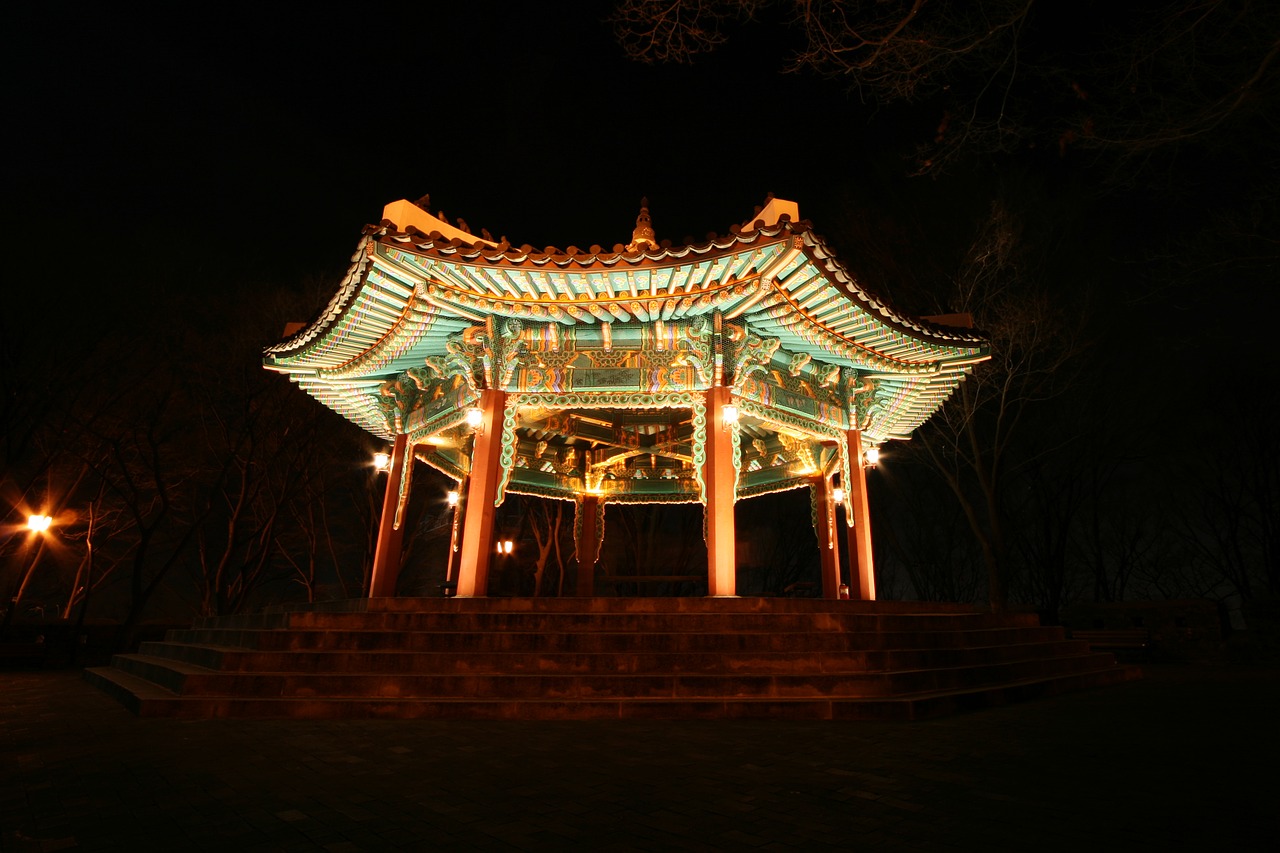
[
  {"xmin": 5, "ymin": 4, "xmax": 1275, "ymax": 558},
  {"xmin": 8, "ymin": 5, "xmax": 918, "ymax": 313},
  {"xmin": 0, "ymin": 0, "xmax": 1276, "ymax": 642}
]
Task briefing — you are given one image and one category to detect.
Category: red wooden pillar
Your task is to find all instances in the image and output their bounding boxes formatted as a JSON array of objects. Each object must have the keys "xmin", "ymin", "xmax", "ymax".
[
  {"xmin": 444, "ymin": 474, "xmax": 467, "ymax": 592},
  {"xmin": 369, "ymin": 433, "xmax": 410, "ymax": 598},
  {"xmin": 844, "ymin": 429, "xmax": 877, "ymax": 601},
  {"xmin": 812, "ymin": 474, "xmax": 842, "ymax": 599},
  {"xmin": 574, "ymin": 494, "xmax": 602, "ymax": 596},
  {"xmin": 456, "ymin": 390, "xmax": 506, "ymax": 598},
  {"xmin": 703, "ymin": 386, "xmax": 737, "ymax": 597}
]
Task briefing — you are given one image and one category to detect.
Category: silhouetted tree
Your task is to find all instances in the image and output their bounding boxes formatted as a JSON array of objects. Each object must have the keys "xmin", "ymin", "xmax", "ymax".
[{"xmin": 613, "ymin": 0, "xmax": 1280, "ymax": 175}]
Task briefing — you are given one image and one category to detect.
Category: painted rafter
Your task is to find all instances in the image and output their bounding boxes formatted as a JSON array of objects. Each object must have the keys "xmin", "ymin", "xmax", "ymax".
[{"xmin": 265, "ymin": 198, "xmax": 990, "ymax": 492}]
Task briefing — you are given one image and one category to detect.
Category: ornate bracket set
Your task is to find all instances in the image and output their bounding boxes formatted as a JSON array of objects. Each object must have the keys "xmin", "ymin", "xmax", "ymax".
[{"xmin": 373, "ymin": 308, "xmax": 887, "ymax": 517}]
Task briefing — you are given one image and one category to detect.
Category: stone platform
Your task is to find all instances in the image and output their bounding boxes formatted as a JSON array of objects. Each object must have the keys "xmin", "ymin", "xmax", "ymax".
[{"xmin": 84, "ymin": 598, "xmax": 1138, "ymax": 719}]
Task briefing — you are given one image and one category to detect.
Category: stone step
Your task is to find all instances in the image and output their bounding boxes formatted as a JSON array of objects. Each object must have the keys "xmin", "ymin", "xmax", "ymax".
[
  {"xmin": 136, "ymin": 638, "xmax": 1092, "ymax": 675},
  {"xmin": 89, "ymin": 598, "xmax": 1137, "ymax": 720},
  {"xmin": 106, "ymin": 650, "xmax": 1116, "ymax": 701},
  {"xmin": 164, "ymin": 624, "xmax": 1065, "ymax": 653},
  {"xmin": 82, "ymin": 665, "xmax": 1138, "ymax": 721},
  {"xmin": 196, "ymin": 610, "xmax": 1037, "ymax": 633},
  {"xmin": 264, "ymin": 597, "xmax": 986, "ymax": 615}
]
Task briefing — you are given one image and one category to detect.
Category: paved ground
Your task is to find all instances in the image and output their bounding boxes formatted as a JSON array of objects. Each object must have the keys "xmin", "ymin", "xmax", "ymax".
[{"xmin": 2, "ymin": 665, "xmax": 1276, "ymax": 851}]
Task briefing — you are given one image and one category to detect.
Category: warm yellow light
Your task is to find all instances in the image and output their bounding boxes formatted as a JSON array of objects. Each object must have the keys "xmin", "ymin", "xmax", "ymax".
[
  {"xmin": 27, "ymin": 514, "xmax": 53, "ymax": 533},
  {"xmin": 465, "ymin": 407, "xmax": 485, "ymax": 431},
  {"xmin": 446, "ymin": 490, "xmax": 460, "ymax": 507},
  {"xmin": 496, "ymin": 539, "xmax": 514, "ymax": 555},
  {"xmin": 721, "ymin": 404, "xmax": 739, "ymax": 434},
  {"xmin": 864, "ymin": 447, "xmax": 880, "ymax": 467},
  {"xmin": 832, "ymin": 487, "xmax": 845, "ymax": 505},
  {"xmin": 373, "ymin": 451, "xmax": 391, "ymax": 471}
]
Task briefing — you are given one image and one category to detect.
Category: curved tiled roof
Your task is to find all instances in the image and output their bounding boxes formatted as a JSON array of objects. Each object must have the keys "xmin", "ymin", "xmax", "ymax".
[{"xmin": 265, "ymin": 198, "xmax": 988, "ymax": 446}]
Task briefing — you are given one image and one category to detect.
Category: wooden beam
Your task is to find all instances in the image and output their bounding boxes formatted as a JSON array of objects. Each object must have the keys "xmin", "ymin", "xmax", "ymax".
[
  {"xmin": 703, "ymin": 386, "xmax": 737, "ymax": 596},
  {"xmin": 369, "ymin": 433, "xmax": 410, "ymax": 598},
  {"xmin": 844, "ymin": 429, "xmax": 876, "ymax": 601},
  {"xmin": 455, "ymin": 390, "xmax": 507, "ymax": 597},
  {"xmin": 812, "ymin": 474, "xmax": 842, "ymax": 599},
  {"xmin": 574, "ymin": 494, "xmax": 603, "ymax": 596}
]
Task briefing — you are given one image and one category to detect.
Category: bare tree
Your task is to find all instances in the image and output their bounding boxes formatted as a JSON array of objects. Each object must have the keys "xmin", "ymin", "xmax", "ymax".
[
  {"xmin": 190, "ymin": 368, "xmax": 334, "ymax": 616},
  {"xmin": 1180, "ymin": 397, "xmax": 1279, "ymax": 603},
  {"xmin": 80, "ymin": 376, "xmax": 212, "ymax": 649},
  {"xmin": 909, "ymin": 200, "xmax": 1089, "ymax": 609},
  {"xmin": 523, "ymin": 498, "xmax": 571, "ymax": 597},
  {"xmin": 737, "ymin": 490, "xmax": 820, "ymax": 596},
  {"xmin": 612, "ymin": 0, "xmax": 1280, "ymax": 174},
  {"xmin": 604, "ymin": 503, "xmax": 705, "ymax": 592}
]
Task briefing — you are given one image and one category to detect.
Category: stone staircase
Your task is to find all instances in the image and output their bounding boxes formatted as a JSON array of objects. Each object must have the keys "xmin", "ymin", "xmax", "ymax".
[{"xmin": 84, "ymin": 598, "xmax": 1139, "ymax": 720}]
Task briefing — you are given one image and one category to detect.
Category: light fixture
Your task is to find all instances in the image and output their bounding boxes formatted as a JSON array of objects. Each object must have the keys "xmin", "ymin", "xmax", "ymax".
[
  {"xmin": 26, "ymin": 514, "xmax": 52, "ymax": 533},
  {"xmin": 372, "ymin": 451, "xmax": 391, "ymax": 471},
  {"xmin": 446, "ymin": 490, "xmax": 460, "ymax": 507},
  {"xmin": 832, "ymin": 487, "xmax": 846, "ymax": 505},
  {"xmin": 721, "ymin": 404, "xmax": 739, "ymax": 431},
  {"xmin": 496, "ymin": 539, "xmax": 514, "ymax": 555},
  {"xmin": 465, "ymin": 407, "xmax": 485, "ymax": 432},
  {"xmin": 864, "ymin": 447, "xmax": 880, "ymax": 467}
]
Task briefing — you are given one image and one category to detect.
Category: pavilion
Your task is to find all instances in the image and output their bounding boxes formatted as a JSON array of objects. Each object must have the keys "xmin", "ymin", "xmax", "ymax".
[{"xmin": 264, "ymin": 197, "xmax": 988, "ymax": 600}]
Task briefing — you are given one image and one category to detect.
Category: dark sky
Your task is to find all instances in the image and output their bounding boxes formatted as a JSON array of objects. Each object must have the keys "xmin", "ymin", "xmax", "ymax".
[
  {"xmin": 6, "ymin": 4, "xmax": 926, "ymax": 315},
  {"xmin": 4, "ymin": 1, "xmax": 1272, "ymax": 386},
  {"xmin": 3, "ymin": 3, "xmax": 1274, "ymax": 612}
]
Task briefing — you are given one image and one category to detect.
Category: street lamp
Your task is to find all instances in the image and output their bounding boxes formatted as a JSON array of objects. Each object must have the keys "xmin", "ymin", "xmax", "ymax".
[{"xmin": 3, "ymin": 514, "xmax": 55, "ymax": 639}]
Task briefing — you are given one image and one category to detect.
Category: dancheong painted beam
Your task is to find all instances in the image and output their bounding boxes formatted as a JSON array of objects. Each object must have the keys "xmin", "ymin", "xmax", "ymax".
[{"xmin": 264, "ymin": 196, "xmax": 989, "ymax": 598}]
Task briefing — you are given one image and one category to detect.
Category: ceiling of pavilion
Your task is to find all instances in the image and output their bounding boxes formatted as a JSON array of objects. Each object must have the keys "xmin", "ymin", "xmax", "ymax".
[{"xmin": 265, "ymin": 198, "xmax": 987, "ymax": 503}]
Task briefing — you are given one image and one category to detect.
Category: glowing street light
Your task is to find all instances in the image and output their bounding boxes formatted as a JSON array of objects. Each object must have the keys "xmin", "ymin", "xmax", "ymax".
[
  {"xmin": 4, "ymin": 515, "xmax": 55, "ymax": 639},
  {"xmin": 496, "ymin": 539, "xmax": 514, "ymax": 555}
]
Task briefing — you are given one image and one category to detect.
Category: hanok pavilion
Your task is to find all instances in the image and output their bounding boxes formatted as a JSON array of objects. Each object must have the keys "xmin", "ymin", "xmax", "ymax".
[
  {"xmin": 264, "ymin": 196, "xmax": 988, "ymax": 599},
  {"xmin": 86, "ymin": 197, "xmax": 1137, "ymax": 719}
]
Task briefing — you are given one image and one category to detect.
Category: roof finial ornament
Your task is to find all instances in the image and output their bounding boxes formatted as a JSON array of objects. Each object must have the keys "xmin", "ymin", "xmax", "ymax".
[{"xmin": 627, "ymin": 197, "xmax": 658, "ymax": 252}]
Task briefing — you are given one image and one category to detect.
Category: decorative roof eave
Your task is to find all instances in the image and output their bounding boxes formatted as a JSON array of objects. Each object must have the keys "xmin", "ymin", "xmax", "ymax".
[
  {"xmin": 263, "ymin": 198, "xmax": 991, "ymax": 445},
  {"xmin": 369, "ymin": 231, "xmax": 984, "ymax": 366},
  {"xmin": 373, "ymin": 217, "xmax": 983, "ymax": 345},
  {"xmin": 266, "ymin": 203, "xmax": 986, "ymax": 377},
  {"xmin": 293, "ymin": 376, "xmax": 393, "ymax": 440},
  {"xmin": 264, "ymin": 234, "xmax": 377, "ymax": 362},
  {"xmin": 796, "ymin": 230, "xmax": 985, "ymax": 346}
]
